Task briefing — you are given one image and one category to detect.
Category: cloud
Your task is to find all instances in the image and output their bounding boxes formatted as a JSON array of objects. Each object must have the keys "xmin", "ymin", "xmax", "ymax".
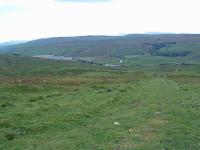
[
  {"xmin": 55, "ymin": 0, "xmax": 112, "ymax": 3},
  {"xmin": 0, "ymin": 0, "xmax": 200, "ymax": 42},
  {"xmin": 0, "ymin": 5, "xmax": 24, "ymax": 15}
]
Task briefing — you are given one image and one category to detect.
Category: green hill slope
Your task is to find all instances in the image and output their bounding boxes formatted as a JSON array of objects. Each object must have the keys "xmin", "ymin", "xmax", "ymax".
[
  {"xmin": 1, "ymin": 34, "xmax": 200, "ymax": 59},
  {"xmin": 0, "ymin": 54, "xmax": 119, "ymax": 78}
]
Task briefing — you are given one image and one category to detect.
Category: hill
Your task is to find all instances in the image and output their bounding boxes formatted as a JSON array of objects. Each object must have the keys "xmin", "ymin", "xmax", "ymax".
[
  {"xmin": 0, "ymin": 41, "xmax": 26, "ymax": 47},
  {"xmin": 1, "ymin": 34, "xmax": 200, "ymax": 59},
  {"xmin": 0, "ymin": 54, "xmax": 120, "ymax": 78},
  {"xmin": 0, "ymin": 54, "xmax": 200, "ymax": 149}
]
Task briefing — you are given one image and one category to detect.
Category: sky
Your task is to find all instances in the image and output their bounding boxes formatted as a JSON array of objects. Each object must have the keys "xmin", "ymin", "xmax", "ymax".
[{"xmin": 0, "ymin": 0, "xmax": 200, "ymax": 42}]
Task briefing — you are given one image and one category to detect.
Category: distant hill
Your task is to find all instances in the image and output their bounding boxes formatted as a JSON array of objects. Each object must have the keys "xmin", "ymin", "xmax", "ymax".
[
  {"xmin": 0, "ymin": 41, "xmax": 27, "ymax": 47},
  {"xmin": 1, "ymin": 34, "xmax": 200, "ymax": 59}
]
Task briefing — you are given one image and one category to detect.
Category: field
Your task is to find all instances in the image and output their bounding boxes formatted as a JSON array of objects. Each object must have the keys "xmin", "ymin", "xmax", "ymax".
[{"xmin": 0, "ymin": 54, "xmax": 200, "ymax": 150}]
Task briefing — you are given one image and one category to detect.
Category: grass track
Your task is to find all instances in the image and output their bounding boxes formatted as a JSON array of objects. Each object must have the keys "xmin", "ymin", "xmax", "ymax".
[{"xmin": 1, "ymin": 76, "xmax": 199, "ymax": 150}]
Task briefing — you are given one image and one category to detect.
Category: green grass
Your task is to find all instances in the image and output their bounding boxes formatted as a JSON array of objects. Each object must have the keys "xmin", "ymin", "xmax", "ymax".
[
  {"xmin": 0, "ymin": 54, "xmax": 200, "ymax": 149},
  {"xmin": 0, "ymin": 55, "xmax": 124, "ymax": 78}
]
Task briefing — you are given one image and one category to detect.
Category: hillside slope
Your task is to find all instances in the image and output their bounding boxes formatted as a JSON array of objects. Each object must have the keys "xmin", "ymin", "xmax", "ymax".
[
  {"xmin": 0, "ymin": 54, "xmax": 116, "ymax": 78},
  {"xmin": 1, "ymin": 34, "xmax": 200, "ymax": 59}
]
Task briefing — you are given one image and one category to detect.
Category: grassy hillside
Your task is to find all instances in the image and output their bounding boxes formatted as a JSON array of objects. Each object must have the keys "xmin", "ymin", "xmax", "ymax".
[
  {"xmin": 1, "ymin": 34, "xmax": 200, "ymax": 59},
  {"xmin": 0, "ymin": 54, "xmax": 200, "ymax": 149},
  {"xmin": 1, "ymin": 76, "xmax": 200, "ymax": 150},
  {"xmin": 0, "ymin": 54, "xmax": 122, "ymax": 78}
]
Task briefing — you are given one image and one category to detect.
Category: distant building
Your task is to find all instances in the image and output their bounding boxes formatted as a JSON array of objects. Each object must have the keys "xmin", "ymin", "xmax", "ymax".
[{"xmin": 104, "ymin": 64, "xmax": 121, "ymax": 67}]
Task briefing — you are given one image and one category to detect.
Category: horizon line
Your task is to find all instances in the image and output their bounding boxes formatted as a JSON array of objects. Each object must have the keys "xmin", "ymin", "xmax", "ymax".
[{"xmin": 1, "ymin": 32, "xmax": 200, "ymax": 43}]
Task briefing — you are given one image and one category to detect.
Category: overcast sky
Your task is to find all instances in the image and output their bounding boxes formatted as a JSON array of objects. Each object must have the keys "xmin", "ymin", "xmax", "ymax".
[{"xmin": 0, "ymin": 0, "xmax": 200, "ymax": 42}]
